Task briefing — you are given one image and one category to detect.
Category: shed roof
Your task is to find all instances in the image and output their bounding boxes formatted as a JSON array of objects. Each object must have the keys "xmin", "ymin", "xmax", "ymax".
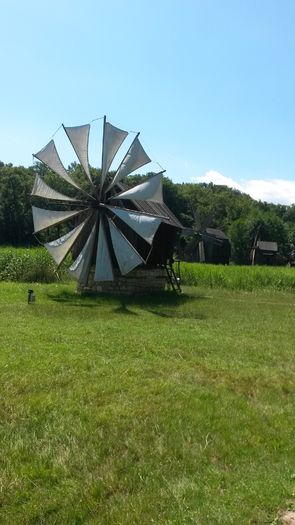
[
  {"xmin": 132, "ymin": 199, "xmax": 183, "ymax": 229},
  {"xmin": 112, "ymin": 182, "xmax": 183, "ymax": 229},
  {"xmin": 203, "ymin": 228, "xmax": 229, "ymax": 240},
  {"xmin": 256, "ymin": 241, "xmax": 278, "ymax": 252}
]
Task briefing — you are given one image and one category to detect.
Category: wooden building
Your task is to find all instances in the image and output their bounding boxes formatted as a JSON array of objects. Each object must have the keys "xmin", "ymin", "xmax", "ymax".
[
  {"xmin": 198, "ymin": 228, "xmax": 231, "ymax": 265},
  {"xmin": 250, "ymin": 240, "xmax": 280, "ymax": 265}
]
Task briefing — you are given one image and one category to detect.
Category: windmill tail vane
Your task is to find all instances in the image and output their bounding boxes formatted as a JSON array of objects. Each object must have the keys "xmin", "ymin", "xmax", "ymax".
[{"xmin": 31, "ymin": 117, "xmax": 166, "ymax": 284}]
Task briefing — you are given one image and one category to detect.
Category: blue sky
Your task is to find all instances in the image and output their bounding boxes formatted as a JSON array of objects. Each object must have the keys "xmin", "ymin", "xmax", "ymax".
[{"xmin": 1, "ymin": 0, "xmax": 295, "ymax": 204}]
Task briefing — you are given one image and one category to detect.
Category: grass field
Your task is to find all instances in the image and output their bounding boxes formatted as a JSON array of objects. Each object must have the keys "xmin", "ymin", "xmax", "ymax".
[{"xmin": 0, "ymin": 281, "xmax": 294, "ymax": 524}]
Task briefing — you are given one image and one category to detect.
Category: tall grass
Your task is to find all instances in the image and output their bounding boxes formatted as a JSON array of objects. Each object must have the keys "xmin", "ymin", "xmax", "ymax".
[
  {"xmin": 0, "ymin": 247, "xmax": 69, "ymax": 282},
  {"xmin": 180, "ymin": 261, "xmax": 295, "ymax": 292},
  {"xmin": 2, "ymin": 247, "xmax": 295, "ymax": 291}
]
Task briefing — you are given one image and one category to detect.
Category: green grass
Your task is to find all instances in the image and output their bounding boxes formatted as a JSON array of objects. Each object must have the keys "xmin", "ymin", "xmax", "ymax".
[
  {"xmin": 180, "ymin": 262, "xmax": 295, "ymax": 292},
  {"xmin": 0, "ymin": 282, "xmax": 294, "ymax": 524}
]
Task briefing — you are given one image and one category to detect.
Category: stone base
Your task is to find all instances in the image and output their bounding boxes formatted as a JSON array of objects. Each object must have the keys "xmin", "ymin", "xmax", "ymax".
[{"xmin": 78, "ymin": 267, "xmax": 167, "ymax": 295}]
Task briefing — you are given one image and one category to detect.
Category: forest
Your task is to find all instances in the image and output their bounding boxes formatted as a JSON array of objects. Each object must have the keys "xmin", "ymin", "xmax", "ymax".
[{"xmin": 1, "ymin": 160, "xmax": 295, "ymax": 265}]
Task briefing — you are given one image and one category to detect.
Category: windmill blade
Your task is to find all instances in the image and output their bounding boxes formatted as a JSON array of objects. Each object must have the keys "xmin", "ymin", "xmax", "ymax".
[
  {"xmin": 32, "ymin": 206, "xmax": 87, "ymax": 233},
  {"xmin": 69, "ymin": 220, "xmax": 97, "ymax": 284},
  {"xmin": 34, "ymin": 140, "xmax": 82, "ymax": 190},
  {"xmin": 44, "ymin": 216, "xmax": 90, "ymax": 266},
  {"xmin": 110, "ymin": 172, "xmax": 164, "ymax": 203},
  {"xmin": 63, "ymin": 124, "xmax": 93, "ymax": 184},
  {"xmin": 94, "ymin": 216, "xmax": 114, "ymax": 281},
  {"xmin": 31, "ymin": 175, "xmax": 80, "ymax": 202},
  {"xmin": 101, "ymin": 119, "xmax": 128, "ymax": 188},
  {"xmin": 108, "ymin": 135, "xmax": 151, "ymax": 190},
  {"xmin": 108, "ymin": 218, "xmax": 144, "ymax": 275},
  {"xmin": 106, "ymin": 205, "xmax": 161, "ymax": 245}
]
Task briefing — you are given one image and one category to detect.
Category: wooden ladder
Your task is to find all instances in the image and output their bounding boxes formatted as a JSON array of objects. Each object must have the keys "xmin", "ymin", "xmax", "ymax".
[{"xmin": 164, "ymin": 261, "xmax": 181, "ymax": 293}]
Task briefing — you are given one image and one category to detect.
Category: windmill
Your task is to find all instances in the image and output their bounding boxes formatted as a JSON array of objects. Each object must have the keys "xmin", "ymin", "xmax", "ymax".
[{"xmin": 31, "ymin": 117, "xmax": 182, "ymax": 291}]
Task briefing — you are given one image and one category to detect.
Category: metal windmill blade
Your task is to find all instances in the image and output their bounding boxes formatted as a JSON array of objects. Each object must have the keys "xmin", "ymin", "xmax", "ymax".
[{"xmin": 31, "ymin": 116, "xmax": 166, "ymax": 285}]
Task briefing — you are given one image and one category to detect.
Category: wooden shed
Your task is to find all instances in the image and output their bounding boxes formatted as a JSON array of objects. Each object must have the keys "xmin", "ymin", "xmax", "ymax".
[
  {"xmin": 198, "ymin": 228, "xmax": 231, "ymax": 264},
  {"xmin": 251, "ymin": 240, "xmax": 279, "ymax": 266}
]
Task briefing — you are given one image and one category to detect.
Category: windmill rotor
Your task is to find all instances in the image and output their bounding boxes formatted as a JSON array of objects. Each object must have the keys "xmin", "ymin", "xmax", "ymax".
[{"xmin": 31, "ymin": 117, "xmax": 166, "ymax": 284}]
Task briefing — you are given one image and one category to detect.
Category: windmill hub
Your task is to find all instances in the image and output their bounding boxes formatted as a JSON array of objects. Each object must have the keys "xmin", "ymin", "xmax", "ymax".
[{"xmin": 89, "ymin": 194, "xmax": 103, "ymax": 209}]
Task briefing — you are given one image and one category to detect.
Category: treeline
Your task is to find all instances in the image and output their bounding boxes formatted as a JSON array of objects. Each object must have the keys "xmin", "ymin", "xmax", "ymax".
[{"xmin": 1, "ymin": 161, "xmax": 295, "ymax": 264}]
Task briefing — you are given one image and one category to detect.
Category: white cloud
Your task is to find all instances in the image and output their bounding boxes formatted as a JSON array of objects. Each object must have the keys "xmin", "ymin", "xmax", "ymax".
[
  {"xmin": 193, "ymin": 170, "xmax": 295, "ymax": 205},
  {"xmin": 243, "ymin": 179, "xmax": 295, "ymax": 205},
  {"xmin": 194, "ymin": 170, "xmax": 243, "ymax": 192}
]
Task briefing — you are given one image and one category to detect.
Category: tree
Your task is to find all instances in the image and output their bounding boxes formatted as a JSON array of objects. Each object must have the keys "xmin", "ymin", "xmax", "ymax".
[
  {"xmin": 229, "ymin": 219, "xmax": 252, "ymax": 264},
  {"xmin": 229, "ymin": 211, "xmax": 289, "ymax": 264},
  {"xmin": 0, "ymin": 164, "xmax": 34, "ymax": 245}
]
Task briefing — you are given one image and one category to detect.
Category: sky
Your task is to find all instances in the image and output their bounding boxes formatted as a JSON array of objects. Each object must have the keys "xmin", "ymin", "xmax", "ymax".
[{"xmin": 1, "ymin": 0, "xmax": 295, "ymax": 204}]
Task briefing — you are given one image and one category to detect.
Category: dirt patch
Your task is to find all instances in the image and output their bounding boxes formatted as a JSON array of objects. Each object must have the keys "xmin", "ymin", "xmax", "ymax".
[{"xmin": 281, "ymin": 511, "xmax": 295, "ymax": 525}]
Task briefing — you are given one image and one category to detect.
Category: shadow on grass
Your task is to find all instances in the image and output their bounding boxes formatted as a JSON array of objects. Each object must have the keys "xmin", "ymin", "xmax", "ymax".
[
  {"xmin": 146, "ymin": 308, "xmax": 205, "ymax": 320},
  {"xmin": 46, "ymin": 289, "xmax": 207, "ymax": 319},
  {"xmin": 113, "ymin": 302, "xmax": 139, "ymax": 316}
]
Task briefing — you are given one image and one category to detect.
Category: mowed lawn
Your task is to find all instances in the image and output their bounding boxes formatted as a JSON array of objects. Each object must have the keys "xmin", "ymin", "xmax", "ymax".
[{"xmin": 0, "ymin": 282, "xmax": 294, "ymax": 525}]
